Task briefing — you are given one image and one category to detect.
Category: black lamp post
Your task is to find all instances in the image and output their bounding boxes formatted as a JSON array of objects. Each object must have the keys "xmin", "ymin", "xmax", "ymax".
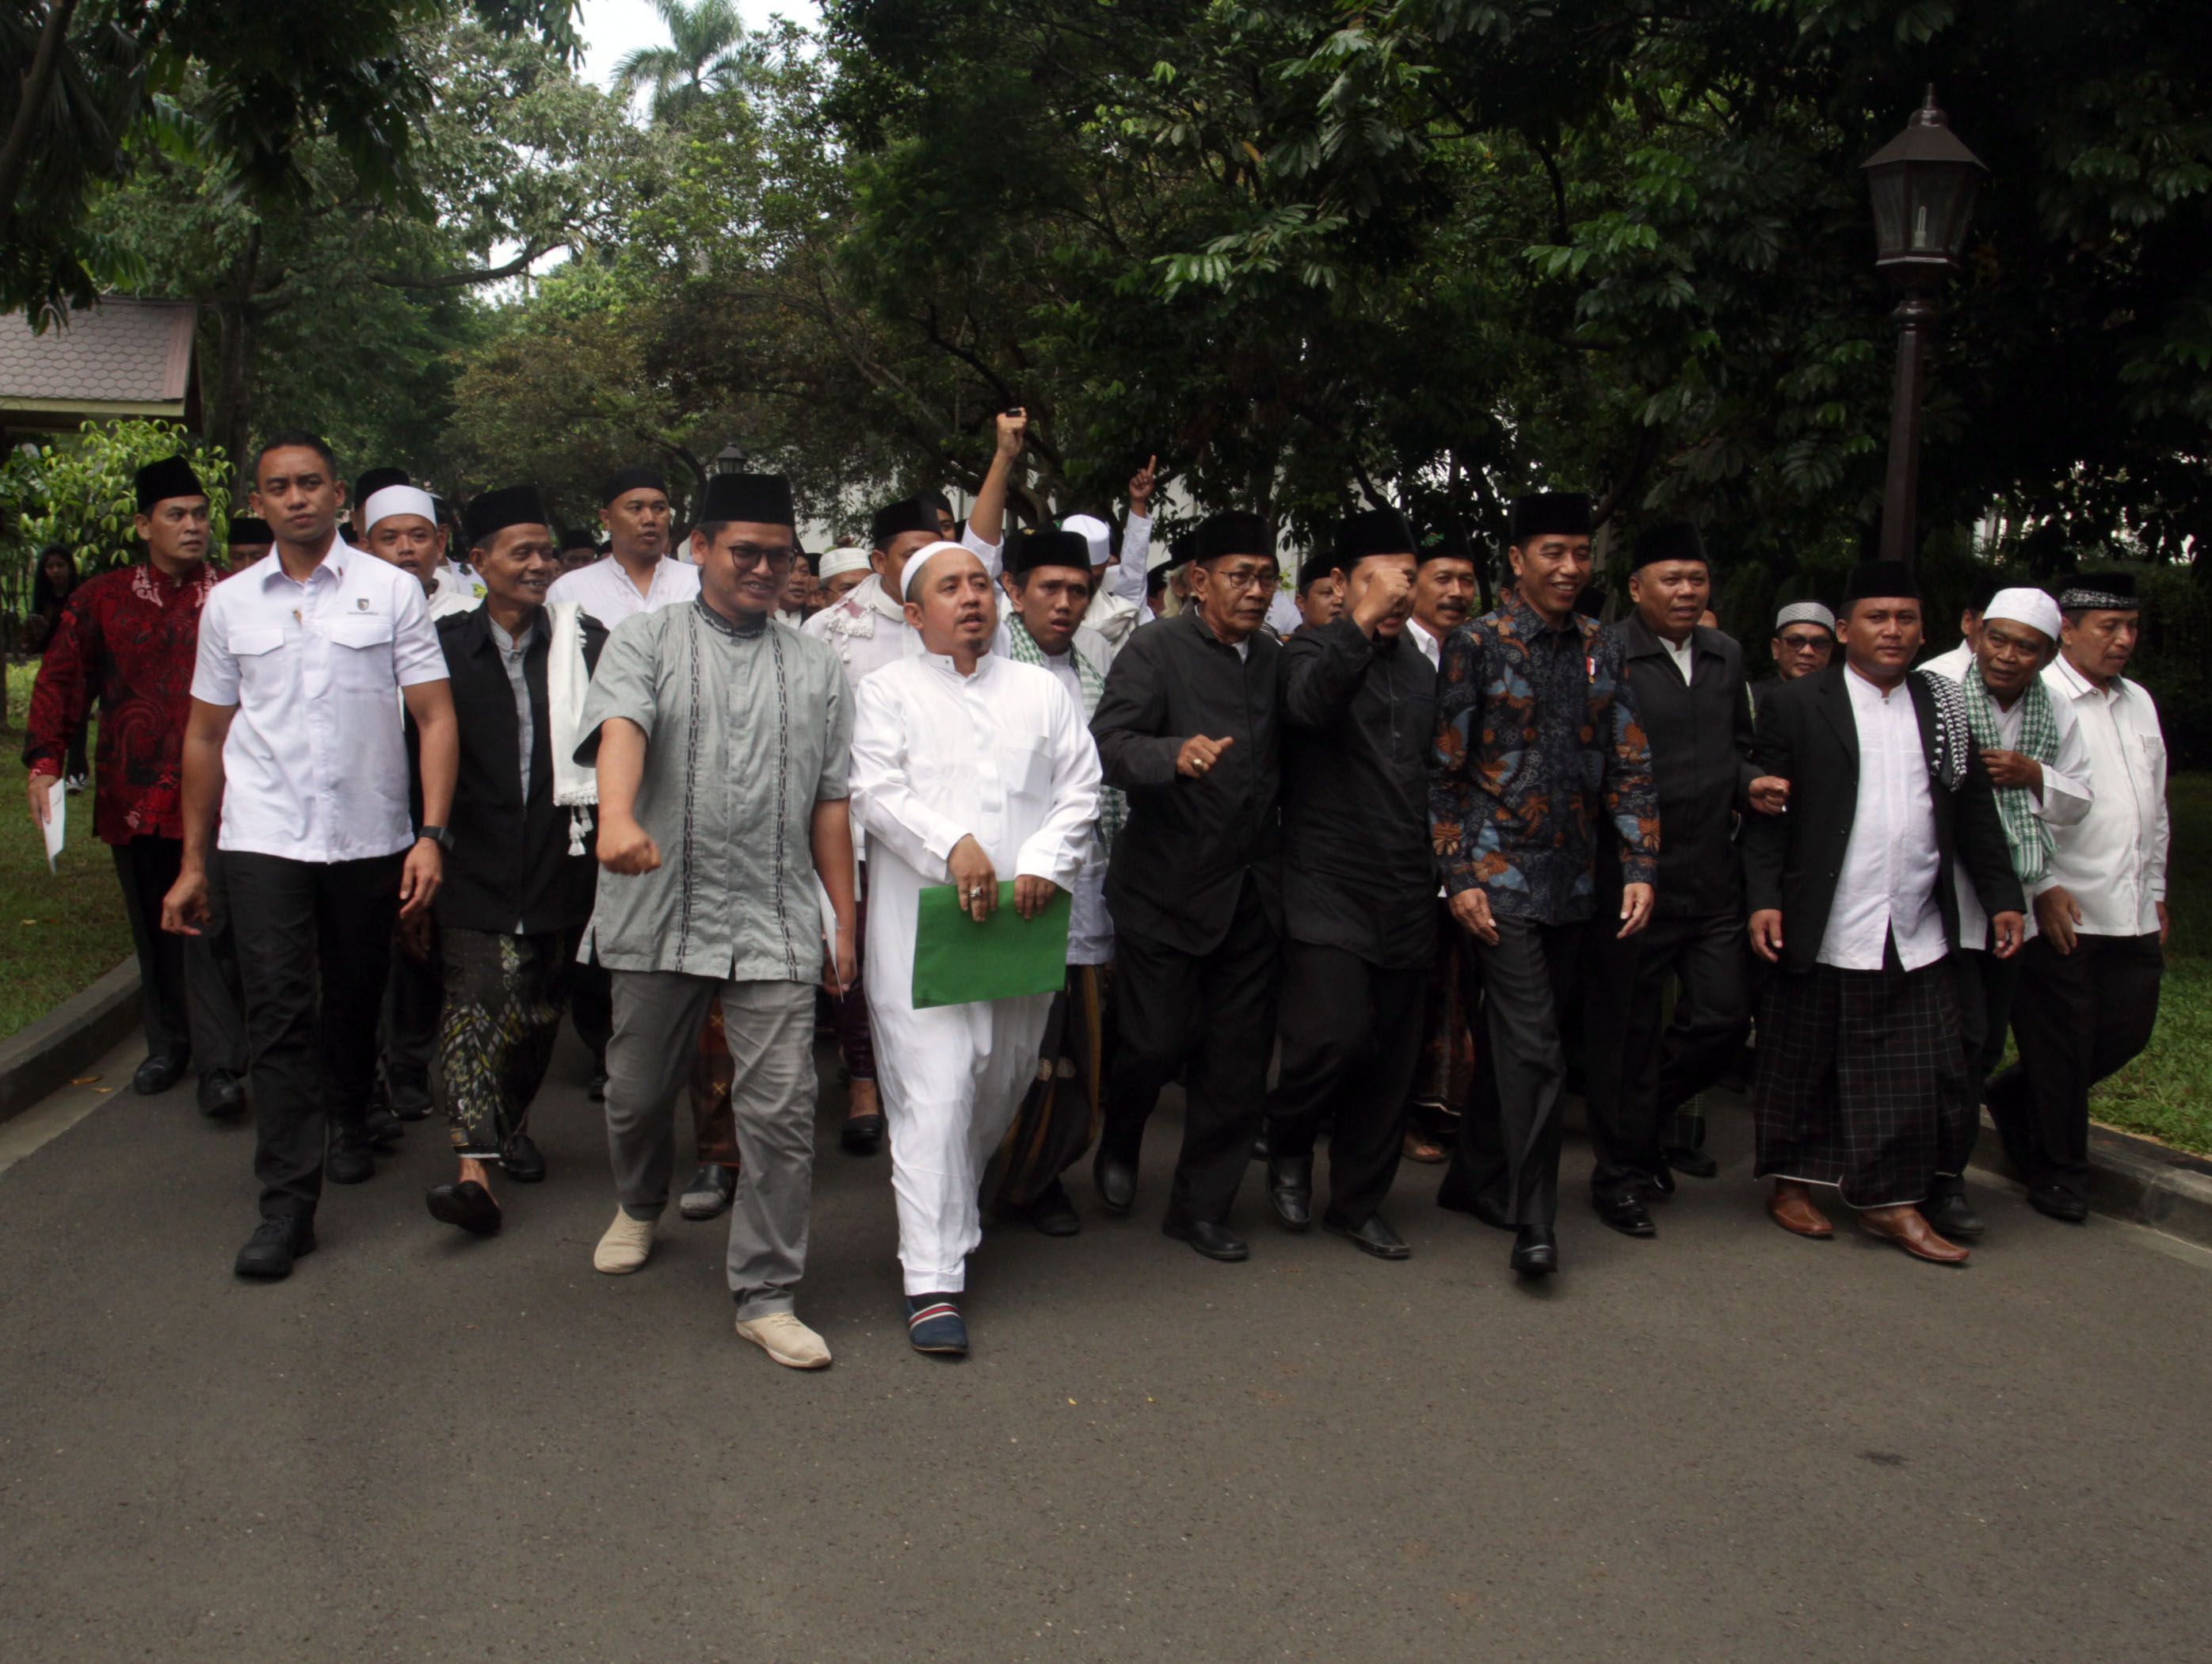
[{"xmin": 1863, "ymin": 87, "xmax": 1988, "ymax": 567}]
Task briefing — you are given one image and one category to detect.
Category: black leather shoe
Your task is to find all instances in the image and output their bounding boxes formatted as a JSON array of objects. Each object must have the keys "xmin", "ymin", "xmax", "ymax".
[
  {"xmin": 1593, "ymin": 1191, "xmax": 1657, "ymax": 1238},
  {"xmin": 1646, "ymin": 1162, "xmax": 1677, "ymax": 1197},
  {"xmin": 501, "ymin": 1132, "xmax": 547, "ymax": 1185},
  {"xmin": 133, "ymin": 1051, "xmax": 189, "ymax": 1096},
  {"xmin": 1922, "ymin": 1193, "xmax": 1985, "ymax": 1240},
  {"xmin": 839, "ymin": 1113, "xmax": 886, "ymax": 1155},
  {"xmin": 386, "ymin": 1073, "xmax": 433, "ymax": 1122},
  {"xmin": 1267, "ymin": 1154, "xmax": 1313, "ymax": 1231},
  {"xmin": 587, "ymin": 1071, "xmax": 608, "ymax": 1102},
  {"xmin": 1249, "ymin": 1126, "xmax": 1271, "ymax": 1162},
  {"xmin": 1508, "ymin": 1225, "xmax": 1559, "ymax": 1277},
  {"xmin": 325, "ymin": 1128, "xmax": 374, "ymax": 1185},
  {"xmin": 427, "ymin": 1180, "xmax": 502, "ymax": 1236},
  {"xmin": 1163, "ymin": 1214, "xmax": 1249, "ymax": 1261},
  {"xmin": 1093, "ymin": 1147, "xmax": 1137, "ymax": 1214},
  {"xmin": 197, "ymin": 1069, "xmax": 246, "ymax": 1118},
  {"xmin": 1436, "ymin": 1174, "xmax": 1516, "ymax": 1231},
  {"xmin": 235, "ymin": 1215, "xmax": 315, "ymax": 1279},
  {"xmin": 1665, "ymin": 1143, "xmax": 1718, "ymax": 1178},
  {"xmin": 364, "ymin": 1104, "xmax": 406, "ymax": 1150},
  {"xmin": 1028, "ymin": 1179, "xmax": 1081, "ymax": 1238},
  {"xmin": 2028, "ymin": 1185, "xmax": 2088, "ymax": 1223},
  {"xmin": 1324, "ymin": 1212, "xmax": 1409, "ymax": 1260}
]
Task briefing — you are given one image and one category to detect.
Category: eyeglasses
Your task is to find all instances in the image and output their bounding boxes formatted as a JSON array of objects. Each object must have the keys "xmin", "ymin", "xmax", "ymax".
[
  {"xmin": 723, "ymin": 543, "xmax": 795, "ymax": 572},
  {"xmin": 1206, "ymin": 566, "xmax": 1279, "ymax": 593}
]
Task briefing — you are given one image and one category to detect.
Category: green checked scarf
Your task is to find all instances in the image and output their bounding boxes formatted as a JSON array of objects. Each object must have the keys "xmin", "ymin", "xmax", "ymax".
[
  {"xmin": 1005, "ymin": 616, "xmax": 1125, "ymax": 854},
  {"xmin": 1962, "ymin": 660, "xmax": 2060, "ymax": 885}
]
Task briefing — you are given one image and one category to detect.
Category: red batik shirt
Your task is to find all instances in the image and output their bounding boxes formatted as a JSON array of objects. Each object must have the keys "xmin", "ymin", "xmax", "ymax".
[{"xmin": 22, "ymin": 562, "xmax": 221, "ymax": 845}]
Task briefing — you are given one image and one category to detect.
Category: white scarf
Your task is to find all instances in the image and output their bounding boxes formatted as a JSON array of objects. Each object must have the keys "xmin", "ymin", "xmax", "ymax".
[
  {"xmin": 818, "ymin": 571, "xmax": 904, "ymax": 642},
  {"xmin": 547, "ymin": 601, "xmax": 597, "ymax": 854}
]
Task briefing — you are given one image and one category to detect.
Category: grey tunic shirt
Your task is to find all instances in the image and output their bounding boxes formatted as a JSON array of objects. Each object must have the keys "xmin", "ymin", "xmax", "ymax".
[{"xmin": 575, "ymin": 599, "xmax": 852, "ymax": 982}]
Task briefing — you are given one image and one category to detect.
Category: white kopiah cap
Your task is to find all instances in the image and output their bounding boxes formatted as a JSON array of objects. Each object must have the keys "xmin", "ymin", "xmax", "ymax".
[{"xmin": 363, "ymin": 485, "xmax": 439, "ymax": 534}]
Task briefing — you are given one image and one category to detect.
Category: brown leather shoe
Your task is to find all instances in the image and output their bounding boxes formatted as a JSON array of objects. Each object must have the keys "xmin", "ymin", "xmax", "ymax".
[
  {"xmin": 1861, "ymin": 1204, "xmax": 1971, "ymax": 1265},
  {"xmin": 1767, "ymin": 1180, "xmax": 1833, "ymax": 1239}
]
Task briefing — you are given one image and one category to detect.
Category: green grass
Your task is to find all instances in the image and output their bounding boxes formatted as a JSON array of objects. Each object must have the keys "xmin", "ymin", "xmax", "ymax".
[
  {"xmin": 2085, "ymin": 770, "xmax": 2212, "ymax": 1155},
  {"xmin": 1, "ymin": 662, "xmax": 134, "ymax": 1042}
]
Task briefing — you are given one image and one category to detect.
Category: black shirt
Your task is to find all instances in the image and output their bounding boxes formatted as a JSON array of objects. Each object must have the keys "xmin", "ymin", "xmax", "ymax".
[
  {"xmin": 1278, "ymin": 617, "xmax": 1437, "ymax": 967},
  {"xmin": 422, "ymin": 606, "xmax": 608, "ymax": 936},
  {"xmin": 1093, "ymin": 608, "xmax": 1282, "ymax": 955}
]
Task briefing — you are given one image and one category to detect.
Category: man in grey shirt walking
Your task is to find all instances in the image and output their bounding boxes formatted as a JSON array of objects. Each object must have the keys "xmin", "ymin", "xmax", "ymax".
[{"xmin": 574, "ymin": 472, "xmax": 857, "ymax": 1371}]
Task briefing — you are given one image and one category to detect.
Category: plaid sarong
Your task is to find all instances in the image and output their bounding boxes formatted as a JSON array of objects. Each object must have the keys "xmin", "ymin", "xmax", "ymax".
[
  {"xmin": 1005, "ymin": 615, "xmax": 1124, "ymax": 853},
  {"xmin": 1962, "ymin": 661, "xmax": 2060, "ymax": 885}
]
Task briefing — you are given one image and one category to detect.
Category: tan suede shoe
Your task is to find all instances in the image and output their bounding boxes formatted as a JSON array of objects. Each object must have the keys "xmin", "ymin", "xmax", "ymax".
[
  {"xmin": 734, "ymin": 1311, "xmax": 833, "ymax": 1370},
  {"xmin": 592, "ymin": 1209, "xmax": 656, "ymax": 1274}
]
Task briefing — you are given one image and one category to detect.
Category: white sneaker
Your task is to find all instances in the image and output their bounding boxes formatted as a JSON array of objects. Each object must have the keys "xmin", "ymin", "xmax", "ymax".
[
  {"xmin": 593, "ymin": 1209, "xmax": 655, "ymax": 1273},
  {"xmin": 734, "ymin": 1311, "xmax": 832, "ymax": 1370}
]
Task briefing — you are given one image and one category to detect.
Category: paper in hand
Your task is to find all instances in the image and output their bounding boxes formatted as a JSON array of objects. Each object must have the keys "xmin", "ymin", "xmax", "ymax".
[
  {"xmin": 910, "ymin": 882, "xmax": 1070, "ymax": 1010},
  {"xmin": 44, "ymin": 778, "xmax": 64, "ymax": 873}
]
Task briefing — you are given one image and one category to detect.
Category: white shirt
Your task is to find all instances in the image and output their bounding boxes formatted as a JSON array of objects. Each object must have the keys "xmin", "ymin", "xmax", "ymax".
[
  {"xmin": 1817, "ymin": 666, "xmax": 1948, "ymax": 971},
  {"xmin": 1264, "ymin": 590, "xmax": 1302, "ymax": 639},
  {"xmin": 1920, "ymin": 641, "xmax": 1974, "ymax": 683},
  {"xmin": 803, "ymin": 571, "xmax": 923, "ymax": 688},
  {"xmin": 1406, "ymin": 616, "xmax": 1444, "ymax": 673},
  {"xmin": 544, "ymin": 555, "xmax": 700, "ymax": 628},
  {"xmin": 1030, "ymin": 632, "xmax": 1116, "ymax": 966},
  {"xmin": 425, "ymin": 562, "xmax": 482, "ymax": 621},
  {"xmin": 1924, "ymin": 655, "xmax": 2093, "ymax": 947},
  {"xmin": 1661, "ymin": 632, "xmax": 1695, "ymax": 683},
  {"xmin": 2042, "ymin": 655, "xmax": 2169, "ymax": 937},
  {"xmin": 192, "ymin": 532, "xmax": 447, "ymax": 861}
]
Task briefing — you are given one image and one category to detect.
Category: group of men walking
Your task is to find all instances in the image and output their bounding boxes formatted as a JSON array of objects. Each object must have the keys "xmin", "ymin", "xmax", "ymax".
[{"xmin": 21, "ymin": 426, "xmax": 2173, "ymax": 1370}]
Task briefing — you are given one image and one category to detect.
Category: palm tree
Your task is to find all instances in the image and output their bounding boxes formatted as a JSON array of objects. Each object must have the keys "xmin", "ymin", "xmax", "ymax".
[{"xmin": 612, "ymin": 0, "xmax": 752, "ymax": 124}]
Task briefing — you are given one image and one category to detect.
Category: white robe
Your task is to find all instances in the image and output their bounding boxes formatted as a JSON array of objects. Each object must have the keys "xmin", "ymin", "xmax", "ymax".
[{"xmin": 852, "ymin": 651, "xmax": 1101, "ymax": 1295}]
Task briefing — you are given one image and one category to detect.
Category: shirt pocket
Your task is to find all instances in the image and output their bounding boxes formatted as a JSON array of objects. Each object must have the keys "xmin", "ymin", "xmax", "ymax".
[
  {"xmin": 326, "ymin": 613, "xmax": 396, "ymax": 692},
  {"xmin": 229, "ymin": 626, "xmax": 288, "ymax": 695},
  {"xmin": 1010, "ymin": 738, "xmax": 1055, "ymax": 804}
]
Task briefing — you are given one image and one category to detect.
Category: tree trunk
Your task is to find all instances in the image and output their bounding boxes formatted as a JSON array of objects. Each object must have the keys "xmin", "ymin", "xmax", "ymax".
[{"xmin": 204, "ymin": 228, "xmax": 262, "ymax": 484}]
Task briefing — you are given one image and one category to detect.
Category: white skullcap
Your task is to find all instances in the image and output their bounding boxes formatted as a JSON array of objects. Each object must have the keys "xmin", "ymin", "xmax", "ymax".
[
  {"xmin": 1062, "ymin": 513, "xmax": 1114, "ymax": 567},
  {"xmin": 818, "ymin": 546, "xmax": 871, "ymax": 582},
  {"xmin": 363, "ymin": 485, "xmax": 438, "ymax": 534},
  {"xmin": 897, "ymin": 539, "xmax": 977, "ymax": 601},
  {"xmin": 1982, "ymin": 586, "xmax": 2063, "ymax": 645},
  {"xmin": 1773, "ymin": 600, "xmax": 1835, "ymax": 634}
]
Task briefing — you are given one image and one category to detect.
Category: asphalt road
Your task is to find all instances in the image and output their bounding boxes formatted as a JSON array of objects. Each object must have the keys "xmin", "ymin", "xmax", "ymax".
[{"xmin": 2, "ymin": 1028, "xmax": 2207, "ymax": 1664}]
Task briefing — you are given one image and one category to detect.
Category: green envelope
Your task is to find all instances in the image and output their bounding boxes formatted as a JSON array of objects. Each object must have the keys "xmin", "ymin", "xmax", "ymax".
[{"xmin": 910, "ymin": 882, "xmax": 1070, "ymax": 1009}]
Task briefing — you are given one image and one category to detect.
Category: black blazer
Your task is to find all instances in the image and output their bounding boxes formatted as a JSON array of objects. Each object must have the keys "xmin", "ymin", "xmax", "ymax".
[
  {"xmin": 1743, "ymin": 665, "xmax": 2023, "ymax": 973},
  {"xmin": 423, "ymin": 607, "xmax": 608, "ymax": 936},
  {"xmin": 1093, "ymin": 608, "xmax": 1283, "ymax": 955}
]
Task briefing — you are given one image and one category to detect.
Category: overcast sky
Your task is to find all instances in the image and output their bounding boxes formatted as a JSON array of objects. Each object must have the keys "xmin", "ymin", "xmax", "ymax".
[{"xmin": 577, "ymin": 0, "xmax": 822, "ymax": 96}]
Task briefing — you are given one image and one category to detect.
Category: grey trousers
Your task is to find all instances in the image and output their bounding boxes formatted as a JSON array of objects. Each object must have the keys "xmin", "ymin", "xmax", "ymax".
[{"xmin": 605, "ymin": 971, "xmax": 818, "ymax": 1319}]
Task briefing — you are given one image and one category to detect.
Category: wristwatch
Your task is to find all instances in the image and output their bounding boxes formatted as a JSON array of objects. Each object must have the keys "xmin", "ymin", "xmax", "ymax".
[{"xmin": 418, "ymin": 825, "xmax": 455, "ymax": 852}]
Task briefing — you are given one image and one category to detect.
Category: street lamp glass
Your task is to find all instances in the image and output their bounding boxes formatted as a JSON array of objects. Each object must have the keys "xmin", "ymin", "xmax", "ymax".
[{"xmin": 1863, "ymin": 89, "xmax": 1988, "ymax": 281}]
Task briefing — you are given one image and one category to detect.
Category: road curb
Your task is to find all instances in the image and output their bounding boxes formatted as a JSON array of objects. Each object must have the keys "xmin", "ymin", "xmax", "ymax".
[
  {"xmin": 0, "ymin": 959, "xmax": 140, "ymax": 1124},
  {"xmin": 1971, "ymin": 1109, "xmax": 2212, "ymax": 1248}
]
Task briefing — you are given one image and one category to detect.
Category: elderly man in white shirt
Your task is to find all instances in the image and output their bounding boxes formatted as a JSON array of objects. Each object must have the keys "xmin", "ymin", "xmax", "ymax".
[
  {"xmin": 543, "ymin": 467, "xmax": 701, "ymax": 627},
  {"xmin": 1920, "ymin": 586, "xmax": 2094, "ymax": 1239},
  {"xmin": 1988, "ymin": 571, "xmax": 2169, "ymax": 1223},
  {"xmin": 851, "ymin": 539, "xmax": 1100, "ymax": 1358},
  {"xmin": 162, "ymin": 431, "xmax": 458, "ymax": 1281}
]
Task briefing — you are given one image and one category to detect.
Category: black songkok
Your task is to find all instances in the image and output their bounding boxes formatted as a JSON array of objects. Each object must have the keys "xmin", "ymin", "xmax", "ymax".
[
  {"xmin": 1161, "ymin": 532, "xmax": 1197, "ymax": 571},
  {"xmin": 353, "ymin": 467, "xmax": 409, "ymax": 508},
  {"xmin": 697, "ymin": 471, "xmax": 795, "ymax": 528},
  {"xmin": 463, "ymin": 485, "xmax": 550, "ymax": 548},
  {"xmin": 559, "ymin": 526, "xmax": 598, "ymax": 553},
  {"xmin": 134, "ymin": 455, "xmax": 205, "ymax": 512},
  {"xmin": 924, "ymin": 490, "xmax": 955, "ymax": 521},
  {"xmin": 1009, "ymin": 529, "xmax": 1092, "ymax": 577},
  {"xmin": 871, "ymin": 496, "xmax": 941, "ymax": 548},
  {"xmin": 226, "ymin": 516, "xmax": 272, "ymax": 545},
  {"xmin": 1841, "ymin": 559, "xmax": 1922, "ymax": 606},
  {"xmin": 1328, "ymin": 507, "xmax": 1417, "ymax": 575},
  {"xmin": 1295, "ymin": 559, "xmax": 1337, "ymax": 597},
  {"xmin": 1630, "ymin": 521, "xmax": 1707, "ymax": 572},
  {"xmin": 2058, "ymin": 570, "xmax": 2138, "ymax": 612},
  {"xmin": 1192, "ymin": 510, "xmax": 1272, "ymax": 565},
  {"xmin": 600, "ymin": 466, "xmax": 669, "ymax": 507},
  {"xmin": 1146, "ymin": 563, "xmax": 1170, "ymax": 596},
  {"xmin": 1509, "ymin": 491, "xmax": 1592, "ymax": 544}
]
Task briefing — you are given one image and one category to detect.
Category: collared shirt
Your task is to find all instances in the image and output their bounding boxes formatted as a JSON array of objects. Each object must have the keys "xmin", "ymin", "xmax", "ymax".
[
  {"xmin": 488, "ymin": 615, "xmax": 536, "ymax": 807},
  {"xmin": 192, "ymin": 533, "xmax": 445, "ymax": 861},
  {"xmin": 576, "ymin": 600, "xmax": 852, "ymax": 980},
  {"xmin": 1920, "ymin": 641, "xmax": 1974, "ymax": 683},
  {"xmin": 1429, "ymin": 596, "xmax": 1658, "ymax": 925},
  {"xmin": 1027, "ymin": 629, "xmax": 1116, "ymax": 965},
  {"xmin": 545, "ymin": 555, "xmax": 700, "ymax": 628},
  {"xmin": 24, "ymin": 561, "xmax": 219, "ymax": 844},
  {"xmin": 1817, "ymin": 666, "xmax": 1947, "ymax": 970},
  {"xmin": 1923, "ymin": 654, "xmax": 2093, "ymax": 948},
  {"xmin": 1610, "ymin": 614, "xmax": 1755, "ymax": 918},
  {"xmin": 1405, "ymin": 616, "xmax": 1444, "ymax": 672},
  {"xmin": 426, "ymin": 563, "xmax": 484, "ymax": 621},
  {"xmin": 801, "ymin": 571, "xmax": 921, "ymax": 687},
  {"xmin": 1660, "ymin": 632, "xmax": 1695, "ymax": 683},
  {"xmin": 2042, "ymin": 654, "xmax": 2168, "ymax": 937}
]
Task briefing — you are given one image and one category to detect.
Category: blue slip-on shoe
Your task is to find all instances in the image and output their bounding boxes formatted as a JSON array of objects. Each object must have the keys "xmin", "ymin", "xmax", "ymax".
[{"xmin": 906, "ymin": 1295, "xmax": 969, "ymax": 1357}]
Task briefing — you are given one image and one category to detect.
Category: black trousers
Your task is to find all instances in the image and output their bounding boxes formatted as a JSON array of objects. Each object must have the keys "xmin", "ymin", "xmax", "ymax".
[
  {"xmin": 1101, "ymin": 874, "xmax": 1280, "ymax": 1224},
  {"xmin": 1266, "ymin": 944, "xmax": 1423, "ymax": 1226},
  {"xmin": 1582, "ymin": 907, "xmax": 1750, "ymax": 1200},
  {"xmin": 1936, "ymin": 946, "xmax": 2025, "ymax": 1200},
  {"xmin": 1986, "ymin": 932, "xmax": 2162, "ymax": 1201},
  {"xmin": 380, "ymin": 927, "xmax": 444, "ymax": 1090},
  {"xmin": 1446, "ymin": 916, "xmax": 1588, "ymax": 1227},
  {"xmin": 110, "ymin": 835, "xmax": 248, "ymax": 1074},
  {"xmin": 570, "ymin": 960, "xmax": 614, "ymax": 1067},
  {"xmin": 227, "ymin": 852, "xmax": 402, "ymax": 1219}
]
